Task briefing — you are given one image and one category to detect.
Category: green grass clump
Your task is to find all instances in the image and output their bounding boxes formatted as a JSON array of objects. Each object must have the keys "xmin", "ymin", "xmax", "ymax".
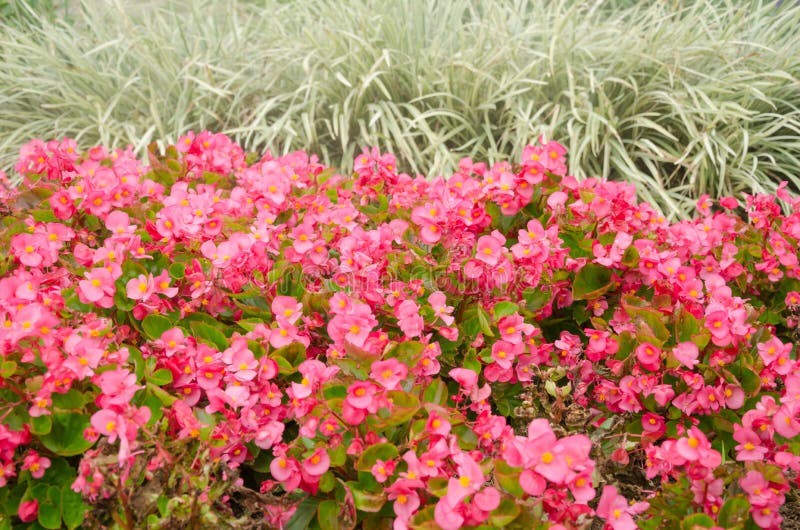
[{"xmin": 1, "ymin": 0, "xmax": 799, "ymax": 217}]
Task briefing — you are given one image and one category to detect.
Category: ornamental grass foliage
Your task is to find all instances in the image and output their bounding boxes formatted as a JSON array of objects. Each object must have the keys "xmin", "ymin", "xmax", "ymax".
[
  {"xmin": 1, "ymin": 0, "xmax": 800, "ymax": 218},
  {"xmin": 0, "ymin": 133, "xmax": 799, "ymax": 529}
]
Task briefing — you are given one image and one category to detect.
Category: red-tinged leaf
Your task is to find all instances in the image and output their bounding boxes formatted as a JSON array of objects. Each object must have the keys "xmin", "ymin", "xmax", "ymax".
[{"xmin": 355, "ymin": 443, "xmax": 399, "ymax": 472}]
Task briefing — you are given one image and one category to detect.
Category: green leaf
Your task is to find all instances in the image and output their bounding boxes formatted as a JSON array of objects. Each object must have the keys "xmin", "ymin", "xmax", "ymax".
[
  {"xmin": 740, "ymin": 367, "xmax": 761, "ymax": 395},
  {"xmin": 39, "ymin": 413, "xmax": 94, "ymax": 456},
  {"xmin": 52, "ymin": 389, "xmax": 85, "ymax": 410},
  {"xmin": 190, "ymin": 321, "xmax": 228, "ymax": 350},
  {"xmin": 718, "ymin": 495, "xmax": 750, "ymax": 527},
  {"xmin": 271, "ymin": 342, "xmax": 306, "ymax": 370},
  {"xmin": 237, "ymin": 317, "xmax": 267, "ymax": 332},
  {"xmin": 522, "ymin": 288, "xmax": 550, "ymax": 312},
  {"xmin": 621, "ymin": 245, "xmax": 639, "ymax": 268},
  {"xmin": 61, "ymin": 486, "xmax": 87, "ymax": 530},
  {"xmin": 476, "ymin": 306, "xmax": 494, "ymax": 337},
  {"xmin": 675, "ymin": 308, "xmax": 702, "ymax": 342},
  {"xmin": 346, "ymin": 481, "xmax": 385, "ymax": 512},
  {"xmin": 386, "ymin": 341, "xmax": 425, "ymax": 367},
  {"xmin": 317, "ymin": 500, "xmax": 340, "ymax": 530},
  {"xmin": 147, "ymin": 382, "xmax": 177, "ymax": 405},
  {"xmin": 318, "ymin": 472, "xmax": 336, "ymax": 494},
  {"xmin": 323, "ymin": 385, "xmax": 347, "ymax": 400},
  {"xmin": 140, "ymin": 393, "xmax": 164, "ymax": 428},
  {"xmin": 284, "ymin": 497, "xmax": 319, "ymax": 530},
  {"xmin": 356, "ymin": 443, "xmax": 399, "ymax": 471},
  {"xmin": 489, "ymin": 496, "xmax": 521, "ymax": 527},
  {"xmin": 37, "ymin": 486, "xmax": 62, "ymax": 529},
  {"xmin": 142, "ymin": 314, "xmax": 173, "ymax": 340},
  {"xmin": 39, "ymin": 457, "xmax": 76, "ymax": 487},
  {"xmin": 64, "ymin": 289, "xmax": 95, "ymax": 313},
  {"xmin": 30, "ymin": 415, "xmax": 52, "ymax": 436},
  {"xmin": 492, "ymin": 301, "xmax": 519, "ymax": 319},
  {"xmin": 494, "ymin": 459, "xmax": 524, "ymax": 497},
  {"xmin": 168, "ymin": 262, "xmax": 186, "ymax": 279},
  {"xmin": 572, "ymin": 263, "xmax": 614, "ymax": 300},
  {"xmin": 374, "ymin": 391, "xmax": 420, "ymax": 429},
  {"xmin": 329, "ymin": 442, "xmax": 347, "ymax": 468},
  {"xmin": 681, "ymin": 513, "xmax": 715, "ymax": 529},
  {"xmin": 147, "ymin": 368, "xmax": 173, "ymax": 386},
  {"xmin": 113, "ymin": 289, "xmax": 136, "ymax": 312},
  {"xmin": 32, "ymin": 209, "xmax": 59, "ymax": 223},
  {"xmin": 622, "ymin": 294, "xmax": 670, "ymax": 344},
  {"xmin": 127, "ymin": 345, "xmax": 146, "ymax": 381},
  {"xmin": 0, "ymin": 361, "xmax": 16, "ymax": 378},
  {"xmin": 422, "ymin": 378, "xmax": 449, "ymax": 406}
]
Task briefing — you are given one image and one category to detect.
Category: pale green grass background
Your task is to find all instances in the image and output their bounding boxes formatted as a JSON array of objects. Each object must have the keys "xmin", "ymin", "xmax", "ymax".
[{"xmin": 1, "ymin": 0, "xmax": 799, "ymax": 217}]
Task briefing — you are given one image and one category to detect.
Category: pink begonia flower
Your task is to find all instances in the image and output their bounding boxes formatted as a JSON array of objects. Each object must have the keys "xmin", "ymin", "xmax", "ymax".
[
  {"xmin": 153, "ymin": 270, "xmax": 178, "ymax": 298},
  {"xmin": 496, "ymin": 314, "xmax": 533, "ymax": 344},
  {"xmin": 396, "ymin": 299, "xmax": 424, "ymax": 338},
  {"xmin": 345, "ymin": 381, "xmax": 380, "ymax": 410},
  {"xmin": 269, "ymin": 321, "xmax": 302, "ymax": 348},
  {"xmin": 90, "ymin": 406, "xmax": 151, "ymax": 464},
  {"xmin": 200, "ymin": 240, "xmax": 239, "ymax": 268},
  {"xmin": 387, "ymin": 488, "xmax": 420, "ymax": 522},
  {"xmin": 569, "ymin": 473, "xmax": 595, "ymax": 502},
  {"xmin": 671, "ymin": 341, "xmax": 700, "ymax": 369},
  {"xmin": 341, "ymin": 399, "xmax": 367, "ymax": 425},
  {"xmin": 635, "ymin": 342, "xmax": 661, "ymax": 371},
  {"xmin": 50, "ymin": 191, "xmax": 75, "ymax": 219},
  {"xmin": 705, "ymin": 309, "xmax": 732, "ymax": 346},
  {"xmin": 491, "ymin": 340, "xmax": 521, "ymax": 370},
  {"xmin": 444, "ymin": 452, "xmax": 483, "ymax": 506},
  {"xmin": 449, "ymin": 368, "xmax": 478, "ymax": 392},
  {"xmin": 302, "ymin": 448, "xmax": 330, "ymax": 476},
  {"xmin": 78, "ymin": 268, "xmax": 116, "ymax": 305},
  {"xmin": 547, "ymin": 191, "xmax": 568, "ymax": 212},
  {"xmin": 370, "ymin": 458, "xmax": 395, "ymax": 483},
  {"xmin": 434, "ymin": 497, "xmax": 464, "ymax": 530},
  {"xmin": 272, "ymin": 296, "xmax": 303, "ymax": 325},
  {"xmin": 370, "ymin": 358, "xmax": 408, "ymax": 390},
  {"xmin": 18, "ymin": 500, "xmax": 38, "ymax": 523},
  {"xmin": 596, "ymin": 485, "xmax": 648, "ymax": 530},
  {"xmin": 270, "ymin": 455, "xmax": 301, "ymax": 491},
  {"xmin": 95, "ymin": 369, "xmax": 141, "ymax": 408},
  {"xmin": 63, "ymin": 337, "xmax": 105, "ymax": 379},
  {"xmin": 222, "ymin": 338, "xmax": 258, "ymax": 382},
  {"xmin": 327, "ymin": 298, "xmax": 378, "ymax": 347},
  {"xmin": 774, "ymin": 403, "xmax": 800, "ymax": 438},
  {"xmin": 157, "ymin": 327, "xmax": 186, "ymax": 356},
  {"xmin": 428, "ymin": 291, "xmax": 454, "ymax": 326},
  {"xmin": 473, "ymin": 486, "xmax": 500, "ymax": 512},
  {"xmin": 424, "ymin": 411, "xmax": 451, "ymax": 437},
  {"xmin": 674, "ymin": 427, "xmax": 721, "ymax": 467},
  {"xmin": 105, "ymin": 210, "xmax": 136, "ymax": 238},
  {"xmin": 785, "ymin": 291, "xmax": 800, "ymax": 307},
  {"xmin": 696, "ymin": 194, "xmax": 713, "ymax": 216},
  {"xmin": 733, "ymin": 424, "xmax": 768, "ymax": 461},
  {"xmin": 475, "ymin": 232, "xmax": 505, "ymax": 266},
  {"xmin": 21, "ymin": 450, "xmax": 51, "ymax": 479},
  {"xmin": 419, "ymin": 223, "xmax": 442, "ymax": 244},
  {"xmin": 253, "ymin": 420, "xmax": 285, "ymax": 449},
  {"xmin": 519, "ymin": 469, "xmax": 546, "ymax": 495},
  {"xmin": 126, "ymin": 273, "xmax": 154, "ymax": 301},
  {"xmin": 289, "ymin": 360, "xmax": 338, "ymax": 399},
  {"xmin": 723, "ymin": 384, "xmax": 745, "ymax": 409},
  {"xmin": 291, "ymin": 223, "xmax": 316, "ymax": 253},
  {"xmin": 641, "ymin": 413, "xmax": 665, "ymax": 434}
]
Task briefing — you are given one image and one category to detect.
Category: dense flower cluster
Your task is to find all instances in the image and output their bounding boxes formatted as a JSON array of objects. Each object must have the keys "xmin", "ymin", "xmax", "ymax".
[{"xmin": 0, "ymin": 132, "xmax": 798, "ymax": 529}]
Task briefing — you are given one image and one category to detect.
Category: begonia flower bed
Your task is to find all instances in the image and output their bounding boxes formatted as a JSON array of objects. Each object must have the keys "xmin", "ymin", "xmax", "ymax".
[{"xmin": 0, "ymin": 133, "xmax": 798, "ymax": 529}]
